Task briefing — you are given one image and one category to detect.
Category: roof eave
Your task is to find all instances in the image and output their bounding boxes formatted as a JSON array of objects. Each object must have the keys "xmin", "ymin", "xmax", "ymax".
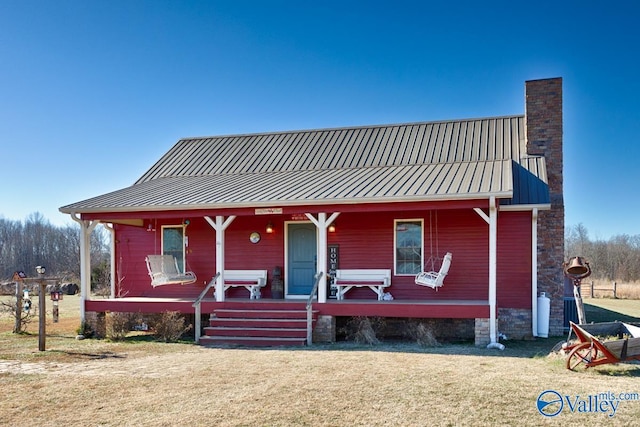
[
  {"xmin": 499, "ymin": 203, "xmax": 551, "ymax": 212},
  {"xmin": 59, "ymin": 191, "xmax": 513, "ymax": 216}
]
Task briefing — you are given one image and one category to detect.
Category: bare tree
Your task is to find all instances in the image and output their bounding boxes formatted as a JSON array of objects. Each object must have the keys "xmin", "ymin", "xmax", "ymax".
[
  {"xmin": 565, "ymin": 223, "xmax": 640, "ymax": 281},
  {"xmin": 1, "ymin": 212, "xmax": 114, "ymax": 305}
]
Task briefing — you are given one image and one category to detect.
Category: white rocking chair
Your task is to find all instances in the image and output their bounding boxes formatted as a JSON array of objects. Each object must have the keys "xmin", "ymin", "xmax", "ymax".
[
  {"xmin": 415, "ymin": 252, "xmax": 452, "ymax": 291},
  {"xmin": 145, "ymin": 255, "xmax": 197, "ymax": 287}
]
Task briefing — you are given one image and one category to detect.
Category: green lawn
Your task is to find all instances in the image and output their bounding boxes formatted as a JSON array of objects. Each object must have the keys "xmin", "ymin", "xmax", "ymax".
[{"xmin": 583, "ymin": 298, "xmax": 640, "ymax": 323}]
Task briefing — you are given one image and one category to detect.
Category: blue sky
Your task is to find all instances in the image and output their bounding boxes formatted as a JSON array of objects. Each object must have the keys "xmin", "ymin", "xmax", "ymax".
[{"xmin": 1, "ymin": 1, "xmax": 639, "ymax": 239}]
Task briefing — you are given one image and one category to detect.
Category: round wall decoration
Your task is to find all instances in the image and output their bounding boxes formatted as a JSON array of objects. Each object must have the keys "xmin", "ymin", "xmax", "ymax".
[{"xmin": 249, "ymin": 232, "xmax": 261, "ymax": 244}]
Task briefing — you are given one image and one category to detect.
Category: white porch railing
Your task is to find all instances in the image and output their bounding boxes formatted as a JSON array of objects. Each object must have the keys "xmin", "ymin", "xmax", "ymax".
[
  {"xmin": 305, "ymin": 272, "xmax": 324, "ymax": 345},
  {"xmin": 193, "ymin": 273, "xmax": 220, "ymax": 344}
]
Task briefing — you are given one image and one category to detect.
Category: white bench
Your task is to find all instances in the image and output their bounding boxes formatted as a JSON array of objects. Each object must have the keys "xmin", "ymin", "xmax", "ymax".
[
  {"xmin": 334, "ymin": 269, "xmax": 391, "ymax": 301},
  {"xmin": 218, "ymin": 270, "xmax": 268, "ymax": 299}
]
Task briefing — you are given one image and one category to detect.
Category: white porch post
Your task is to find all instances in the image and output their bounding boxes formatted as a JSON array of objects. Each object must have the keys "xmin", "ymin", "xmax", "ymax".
[
  {"xmin": 488, "ymin": 197, "xmax": 498, "ymax": 347},
  {"xmin": 305, "ymin": 212, "xmax": 339, "ymax": 304},
  {"xmin": 103, "ymin": 223, "xmax": 116, "ymax": 299},
  {"xmin": 205, "ymin": 215, "xmax": 236, "ymax": 302},
  {"xmin": 531, "ymin": 208, "xmax": 539, "ymax": 337},
  {"xmin": 474, "ymin": 196, "xmax": 500, "ymax": 349},
  {"xmin": 71, "ymin": 214, "xmax": 98, "ymax": 323}
]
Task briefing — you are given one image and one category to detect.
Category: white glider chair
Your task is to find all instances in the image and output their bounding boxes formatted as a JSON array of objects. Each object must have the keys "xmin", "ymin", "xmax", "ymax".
[
  {"xmin": 415, "ymin": 252, "xmax": 452, "ymax": 291},
  {"xmin": 145, "ymin": 255, "xmax": 197, "ymax": 287}
]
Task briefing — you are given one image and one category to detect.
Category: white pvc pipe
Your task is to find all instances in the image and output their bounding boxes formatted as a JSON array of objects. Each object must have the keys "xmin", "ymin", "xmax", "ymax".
[
  {"xmin": 487, "ymin": 196, "xmax": 498, "ymax": 348},
  {"xmin": 487, "ymin": 342, "xmax": 505, "ymax": 350},
  {"xmin": 531, "ymin": 208, "xmax": 539, "ymax": 337}
]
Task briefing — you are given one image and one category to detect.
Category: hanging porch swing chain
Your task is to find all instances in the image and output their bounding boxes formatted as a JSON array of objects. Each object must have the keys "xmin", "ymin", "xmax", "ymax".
[{"xmin": 427, "ymin": 210, "xmax": 441, "ymax": 271}]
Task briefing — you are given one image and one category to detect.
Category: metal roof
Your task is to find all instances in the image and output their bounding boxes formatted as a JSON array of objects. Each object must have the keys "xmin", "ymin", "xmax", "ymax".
[{"xmin": 60, "ymin": 116, "xmax": 549, "ymax": 214}]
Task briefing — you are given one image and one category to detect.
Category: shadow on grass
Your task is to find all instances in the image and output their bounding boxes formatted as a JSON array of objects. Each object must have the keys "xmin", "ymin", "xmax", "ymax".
[
  {"xmin": 79, "ymin": 333, "xmax": 194, "ymax": 345},
  {"xmin": 315, "ymin": 338, "xmax": 559, "ymax": 358},
  {"xmin": 114, "ymin": 334, "xmax": 157, "ymax": 343},
  {"xmin": 49, "ymin": 350, "xmax": 127, "ymax": 360},
  {"xmin": 209, "ymin": 337, "xmax": 562, "ymax": 360},
  {"xmin": 113, "ymin": 333, "xmax": 194, "ymax": 345},
  {"xmin": 584, "ymin": 303, "xmax": 640, "ymax": 324},
  {"xmin": 593, "ymin": 362, "xmax": 640, "ymax": 377}
]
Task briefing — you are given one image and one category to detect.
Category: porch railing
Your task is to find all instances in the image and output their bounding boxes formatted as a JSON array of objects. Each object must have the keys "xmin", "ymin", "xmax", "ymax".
[
  {"xmin": 193, "ymin": 272, "xmax": 220, "ymax": 344},
  {"xmin": 305, "ymin": 272, "xmax": 324, "ymax": 345}
]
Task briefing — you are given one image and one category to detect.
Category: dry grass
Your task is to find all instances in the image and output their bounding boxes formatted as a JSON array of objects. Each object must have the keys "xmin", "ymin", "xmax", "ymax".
[
  {"xmin": 616, "ymin": 282, "xmax": 640, "ymax": 299},
  {"xmin": 583, "ymin": 280, "xmax": 640, "ymax": 299},
  {"xmin": 1, "ymin": 296, "xmax": 640, "ymax": 426}
]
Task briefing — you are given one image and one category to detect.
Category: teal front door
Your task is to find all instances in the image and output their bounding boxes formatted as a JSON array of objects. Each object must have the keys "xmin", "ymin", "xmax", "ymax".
[{"xmin": 287, "ymin": 223, "xmax": 317, "ymax": 296}]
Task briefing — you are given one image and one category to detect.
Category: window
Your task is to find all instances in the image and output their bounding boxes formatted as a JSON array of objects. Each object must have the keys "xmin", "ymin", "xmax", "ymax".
[
  {"xmin": 162, "ymin": 225, "xmax": 186, "ymax": 273},
  {"xmin": 394, "ymin": 220, "xmax": 423, "ymax": 275}
]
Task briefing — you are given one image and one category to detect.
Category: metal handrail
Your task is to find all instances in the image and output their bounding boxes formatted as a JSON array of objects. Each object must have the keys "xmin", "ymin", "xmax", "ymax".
[
  {"xmin": 193, "ymin": 272, "xmax": 220, "ymax": 344},
  {"xmin": 306, "ymin": 272, "xmax": 323, "ymax": 345}
]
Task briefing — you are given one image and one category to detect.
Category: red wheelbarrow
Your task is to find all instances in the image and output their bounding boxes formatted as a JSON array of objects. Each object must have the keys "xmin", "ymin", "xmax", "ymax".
[{"xmin": 564, "ymin": 321, "xmax": 640, "ymax": 371}]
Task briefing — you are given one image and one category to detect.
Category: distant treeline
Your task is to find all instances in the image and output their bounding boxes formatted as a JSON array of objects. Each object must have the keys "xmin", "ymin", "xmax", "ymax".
[
  {"xmin": 2, "ymin": 214, "xmax": 638, "ymax": 285},
  {"xmin": 565, "ymin": 224, "xmax": 640, "ymax": 282},
  {"xmin": 0, "ymin": 212, "xmax": 109, "ymax": 282}
]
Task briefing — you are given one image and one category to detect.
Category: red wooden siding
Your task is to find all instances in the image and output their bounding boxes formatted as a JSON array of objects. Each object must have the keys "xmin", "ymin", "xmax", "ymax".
[
  {"xmin": 113, "ymin": 207, "xmax": 532, "ymax": 310},
  {"xmin": 115, "ymin": 216, "xmax": 287, "ymax": 298},
  {"xmin": 496, "ymin": 211, "xmax": 532, "ymax": 309},
  {"xmin": 113, "ymin": 224, "xmax": 163, "ymax": 296},
  {"xmin": 329, "ymin": 209, "xmax": 490, "ymax": 301},
  {"xmin": 114, "ymin": 219, "xmax": 210, "ymax": 298},
  {"xmin": 223, "ymin": 216, "xmax": 284, "ymax": 298}
]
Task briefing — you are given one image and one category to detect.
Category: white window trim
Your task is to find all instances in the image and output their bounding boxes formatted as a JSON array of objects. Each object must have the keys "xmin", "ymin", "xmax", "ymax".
[
  {"xmin": 393, "ymin": 218, "xmax": 424, "ymax": 276},
  {"xmin": 161, "ymin": 224, "xmax": 187, "ymax": 273}
]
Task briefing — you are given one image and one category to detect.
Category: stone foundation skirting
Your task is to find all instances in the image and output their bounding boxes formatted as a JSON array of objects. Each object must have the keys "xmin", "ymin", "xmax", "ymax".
[
  {"xmin": 498, "ymin": 308, "xmax": 533, "ymax": 340},
  {"xmin": 313, "ymin": 315, "xmax": 336, "ymax": 343}
]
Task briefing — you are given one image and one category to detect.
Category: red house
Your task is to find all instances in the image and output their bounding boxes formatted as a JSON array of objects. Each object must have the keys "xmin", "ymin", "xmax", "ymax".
[{"xmin": 60, "ymin": 78, "xmax": 565, "ymax": 347}]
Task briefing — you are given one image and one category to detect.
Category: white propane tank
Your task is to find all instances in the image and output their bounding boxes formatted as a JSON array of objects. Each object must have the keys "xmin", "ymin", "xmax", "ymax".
[{"xmin": 537, "ymin": 292, "xmax": 551, "ymax": 338}]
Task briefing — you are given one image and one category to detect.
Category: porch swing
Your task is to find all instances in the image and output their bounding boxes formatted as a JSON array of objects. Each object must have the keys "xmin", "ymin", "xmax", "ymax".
[
  {"xmin": 145, "ymin": 255, "xmax": 197, "ymax": 287},
  {"xmin": 415, "ymin": 211, "xmax": 452, "ymax": 290},
  {"xmin": 144, "ymin": 221, "xmax": 197, "ymax": 287}
]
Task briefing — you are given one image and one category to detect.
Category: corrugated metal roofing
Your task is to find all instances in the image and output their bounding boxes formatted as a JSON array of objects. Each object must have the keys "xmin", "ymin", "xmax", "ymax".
[
  {"xmin": 60, "ymin": 116, "xmax": 549, "ymax": 214},
  {"xmin": 136, "ymin": 117, "xmax": 527, "ymax": 181}
]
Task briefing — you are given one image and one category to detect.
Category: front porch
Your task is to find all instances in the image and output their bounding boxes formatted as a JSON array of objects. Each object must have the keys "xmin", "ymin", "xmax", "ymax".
[
  {"xmin": 84, "ymin": 297, "xmax": 490, "ymax": 346},
  {"xmin": 74, "ymin": 202, "xmax": 513, "ymax": 346}
]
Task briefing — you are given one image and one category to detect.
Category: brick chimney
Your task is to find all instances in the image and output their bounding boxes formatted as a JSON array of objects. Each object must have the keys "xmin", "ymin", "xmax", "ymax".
[{"xmin": 525, "ymin": 77, "xmax": 565, "ymax": 336}]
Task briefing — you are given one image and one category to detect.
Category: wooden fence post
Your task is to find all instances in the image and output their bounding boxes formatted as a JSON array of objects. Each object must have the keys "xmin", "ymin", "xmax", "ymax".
[
  {"xmin": 590, "ymin": 281, "xmax": 594, "ymax": 298},
  {"xmin": 613, "ymin": 281, "xmax": 617, "ymax": 299},
  {"xmin": 14, "ymin": 281, "xmax": 23, "ymax": 333}
]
